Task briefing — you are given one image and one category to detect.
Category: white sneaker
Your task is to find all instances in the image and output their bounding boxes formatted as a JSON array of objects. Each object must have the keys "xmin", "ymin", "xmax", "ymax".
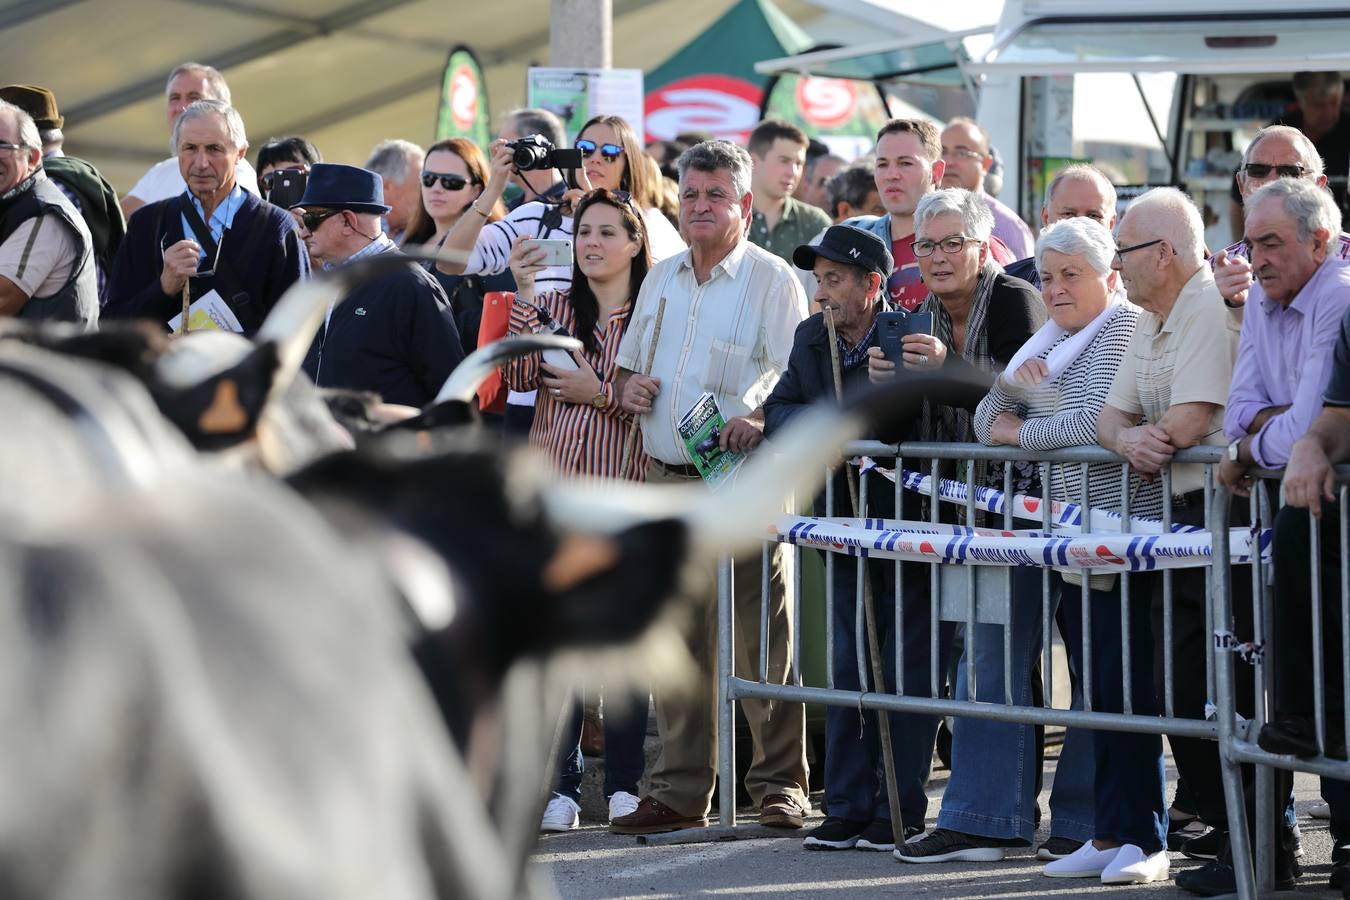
[
  {"xmin": 608, "ymin": 791, "xmax": 640, "ymax": 822},
  {"xmin": 1042, "ymin": 841, "xmax": 1121, "ymax": 878},
  {"xmin": 541, "ymin": 794, "xmax": 581, "ymax": 832},
  {"xmin": 1100, "ymin": 843, "xmax": 1169, "ymax": 884}
]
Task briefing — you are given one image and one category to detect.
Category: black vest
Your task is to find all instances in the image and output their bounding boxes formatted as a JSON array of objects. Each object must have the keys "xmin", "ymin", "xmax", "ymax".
[{"xmin": 0, "ymin": 170, "xmax": 99, "ymax": 328}]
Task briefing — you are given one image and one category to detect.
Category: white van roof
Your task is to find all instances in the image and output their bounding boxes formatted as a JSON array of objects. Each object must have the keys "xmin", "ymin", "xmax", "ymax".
[{"xmin": 973, "ymin": 0, "xmax": 1350, "ymax": 75}]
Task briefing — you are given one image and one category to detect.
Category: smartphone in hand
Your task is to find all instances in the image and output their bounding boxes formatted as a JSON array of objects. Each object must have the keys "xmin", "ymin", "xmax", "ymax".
[
  {"xmin": 904, "ymin": 310, "xmax": 934, "ymax": 337},
  {"xmin": 522, "ymin": 238, "xmax": 573, "ymax": 267},
  {"xmin": 875, "ymin": 310, "xmax": 908, "ymax": 365}
]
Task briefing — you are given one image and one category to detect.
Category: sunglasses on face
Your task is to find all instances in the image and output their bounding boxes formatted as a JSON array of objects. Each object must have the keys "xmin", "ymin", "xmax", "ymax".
[
  {"xmin": 299, "ymin": 209, "xmax": 343, "ymax": 232},
  {"xmin": 576, "ymin": 139, "xmax": 624, "ymax": 161},
  {"xmin": 421, "ymin": 171, "xmax": 474, "ymax": 190},
  {"xmin": 1242, "ymin": 162, "xmax": 1308, "ymax": 179}
]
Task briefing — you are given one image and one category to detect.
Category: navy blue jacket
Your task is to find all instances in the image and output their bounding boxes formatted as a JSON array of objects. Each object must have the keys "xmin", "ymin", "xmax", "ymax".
[
  {"xmin": 104, "ymin": 191, "xmax": 309, "ymax": 334},
  {"xmin": 302, "ymin": 255, "xmax": 464, "ymax": 409}
]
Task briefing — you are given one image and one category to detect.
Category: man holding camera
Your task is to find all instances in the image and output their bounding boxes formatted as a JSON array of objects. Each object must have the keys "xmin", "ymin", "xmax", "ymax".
[{"xmin": 498, "ymin": 108, "xmax": 570, "ymax": 211}]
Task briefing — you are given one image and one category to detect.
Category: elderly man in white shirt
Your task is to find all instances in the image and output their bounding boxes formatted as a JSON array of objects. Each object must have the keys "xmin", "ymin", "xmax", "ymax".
[{"xmin": 610, "ymin": 140, "xmax": 810, "ymax": 837}]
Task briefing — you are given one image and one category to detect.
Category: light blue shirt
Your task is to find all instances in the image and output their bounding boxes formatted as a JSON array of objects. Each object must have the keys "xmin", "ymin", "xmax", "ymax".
[{"xmin": 180, "ymin": 184, "xmax": 246, "ymax": 263}]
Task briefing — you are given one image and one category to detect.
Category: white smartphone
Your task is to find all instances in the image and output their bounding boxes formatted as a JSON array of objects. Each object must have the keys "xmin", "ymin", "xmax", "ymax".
[{"xmin": 523, "ymin": 238, "xmax": 573, "ymax": 267}]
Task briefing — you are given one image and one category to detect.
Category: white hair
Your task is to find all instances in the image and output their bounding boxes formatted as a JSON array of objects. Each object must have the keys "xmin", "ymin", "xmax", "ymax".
[
  {"xmin": 677, "ymin": 140, "xmax": 753, "ymax": 200},
  {"xmin": 1241, "ymin": 124, "xmax": 1325, "ymax": 180},
  {"xmin": 1120, "ymin": 187, "xmax": 1204, "ymax": 268},
  {"xmin": 1035, "ymin": 216, "xmax": 1117, "ymax": 277},
  {"xmin": 1245, "ymin": 177, "xmax": 1342, "ymax": 256},
  {"xmin": 170, "ymin": 99, "xmax": 247, "ymax": 155},
  {"xmin": 914, "ymin": 188, "xmax": 994, "ymax": 242},
  {"xmin": 0, "ymin": 100, "xmax": 41, "ymax": 153},
  {"xmin": 364, "ymin": 140, "xmax": 425, "ymax": 183},
  {"xmin": 165, "ymin": 62, "xmax": 231, "ymax": 104}
]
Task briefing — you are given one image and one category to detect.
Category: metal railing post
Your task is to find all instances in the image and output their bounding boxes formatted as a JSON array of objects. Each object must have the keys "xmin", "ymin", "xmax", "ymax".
[{"xmin": 717, "ymin": 555, "xmax": 735, "ymax": 827}]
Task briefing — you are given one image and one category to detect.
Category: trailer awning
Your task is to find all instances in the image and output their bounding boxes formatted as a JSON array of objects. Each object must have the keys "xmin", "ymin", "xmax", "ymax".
[{"xmin": 754, "ymin": 30, "xmax": 991, "ymax": 85}]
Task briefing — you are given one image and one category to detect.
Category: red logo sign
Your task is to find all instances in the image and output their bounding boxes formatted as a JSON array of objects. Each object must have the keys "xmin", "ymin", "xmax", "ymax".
[
  {"xmin": 919, "ymin": 540, "xmax": 935, "ymax": 555},
  {"xmin": 1023, "ymin": 498, "xmax": 1040, "ymax": 513},
  {"xmin": 1095, "ymin": 544, "xmax": 1126, "ymax": 566},
  {"xmin": 795, "ymin": 76, "xmax": 857, "ymax": 129},
  {"xmin": 645, "ymin": 74, "xmax": 763, "ymax": 143},
  {"xmin": 450, "ymin": 63, "xmax": 478, "ymax": 131}
]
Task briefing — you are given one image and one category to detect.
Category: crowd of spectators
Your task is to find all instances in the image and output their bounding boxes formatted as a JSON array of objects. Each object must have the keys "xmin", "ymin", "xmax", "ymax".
[{"xmin": 3, "ymin": 59, "xmax": 1350, "ymax": 896}]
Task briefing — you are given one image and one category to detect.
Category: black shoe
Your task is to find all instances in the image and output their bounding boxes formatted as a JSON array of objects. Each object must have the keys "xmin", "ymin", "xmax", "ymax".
[
  {"xmin": 904, "ymin": 823, "xmax": 924, "ymax": 841},
  {"xmin": 1333, "ymin": 840, "xmax": 1350, "ymax": 866},
  {"xmin": 1176, "ymin": 842, "xmax": 1300, "ymax": 897},
  {"xmin": 1168, "ymin": 811, "xmax": 1207, "ymax": 851},
  {"xmin": 1259, "ymin": 715, "xmax": 1319, "ymax": 757},
  {"xmin": 1181, "ymin": 827, "xmax": 1226, "ymax": 861},
  {"xmin": 803, "ymin": 816, "xmax": 869, "ymax": 850},
  {"xmin": 1333, "ymin": 856, "xmax": 1350, "ymax": 889},
  {"xmin": 856, "ymin": 820, "xmax": 899, "ymax": 852},
  {"xmin": 1036, "ymin": 836, "xmax": 1084, "ymax": 860},
  {"xmin": 893, "ymin": 827, "xmax": 1026, "ymax": 864}
]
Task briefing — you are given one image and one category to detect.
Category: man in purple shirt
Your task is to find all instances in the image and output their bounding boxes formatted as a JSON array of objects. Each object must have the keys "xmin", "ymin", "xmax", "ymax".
[
  {"xmin": 939, "ymin": 118, "xmax": 1034, "ymax": 259},
  {"xmin": 1219, "ymin": 176, "xmax": 1350, "ymax": 491}
]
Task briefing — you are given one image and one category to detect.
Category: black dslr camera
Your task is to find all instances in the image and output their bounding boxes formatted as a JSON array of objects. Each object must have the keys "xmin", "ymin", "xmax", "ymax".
[{"xmin": 506, "ymin": 134, "xmax": 583, "ymax": 172}]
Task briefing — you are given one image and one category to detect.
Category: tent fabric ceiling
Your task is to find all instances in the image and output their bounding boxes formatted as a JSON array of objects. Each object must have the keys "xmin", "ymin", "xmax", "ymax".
[{"xmin": 5, "ymin": 0, "xmax": 823, "ymax": 191}]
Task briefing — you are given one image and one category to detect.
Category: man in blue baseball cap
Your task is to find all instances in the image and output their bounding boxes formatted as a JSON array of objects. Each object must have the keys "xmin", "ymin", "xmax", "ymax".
[{"xmin": 294, "ymin": 163, "xmax": 463, "ymax": 407}]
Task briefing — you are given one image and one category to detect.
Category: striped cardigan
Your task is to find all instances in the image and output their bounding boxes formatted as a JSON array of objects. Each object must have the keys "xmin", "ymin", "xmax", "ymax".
[{"xmin": 504, "ymin": 289, "xmax": 646, "ymax": 480}]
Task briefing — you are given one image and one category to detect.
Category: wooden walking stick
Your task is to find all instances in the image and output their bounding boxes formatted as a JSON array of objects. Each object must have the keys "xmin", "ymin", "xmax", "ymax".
[
  {"xmin": 823, "ymin": 306, "xmax": 905, "ymax": 849},
  {"xmin": 179, "ymin": 281, "xmax": 191, "ymax": 335},
  {"xmin": 620, "ymin": 296, "xmax": 666, "ymax": 478}
]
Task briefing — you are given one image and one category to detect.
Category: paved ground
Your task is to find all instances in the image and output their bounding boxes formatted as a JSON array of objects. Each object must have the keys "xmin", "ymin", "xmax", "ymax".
[{"xmin": 535, "ymin": 746, "xmax": 1346, "ymax": 899}]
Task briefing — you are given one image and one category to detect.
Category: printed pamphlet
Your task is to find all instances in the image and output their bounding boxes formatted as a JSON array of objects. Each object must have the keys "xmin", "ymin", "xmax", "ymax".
[
  {"xmin": 676, "ymin": 392, "xmax": 745, "ymax": 489},
  {"xmin": 167, "ymin": 289, "xmax": 244, "ymax": 334}
]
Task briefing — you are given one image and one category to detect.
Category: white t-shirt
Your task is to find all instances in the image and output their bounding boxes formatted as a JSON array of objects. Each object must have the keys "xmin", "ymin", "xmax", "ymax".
[
  {"xmin": 642, "ymin": 207, "xmax": 686, "ymax": 262},
  {"xmin": 126, "ymin": 157, "xmax": 259, "ymax": 204}
]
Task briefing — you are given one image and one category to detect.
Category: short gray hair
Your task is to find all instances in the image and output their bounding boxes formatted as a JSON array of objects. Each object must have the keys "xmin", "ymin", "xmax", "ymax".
[
  {"xmin": 1043, "ymin": 163, "xmax": 1117, "ymax": 215},
  {"xmin": 364, "ymin": 139, "xmax": 425, "ymax": 183},
  {"xmin": 1242, "ymin": 124, "xmax": 1325, "ymax": 179},
  {"xmin": 1245, "ymin": 177, "xmax": 1342, "ymax": 256},
  {"xmin": 1035, "ymin": 216, "xmax": 1117, "ymax": 277},
  {"xmin": 676, "ymin": 140, "xmax": 753, "ymax": 199},
  {"xmin": 503, "ymin": 108, "xmax": 566, "ymax": 148},
  {"xmin": 1121, "ymin": 186, "xmax": 1205, "ymax": 268},
  {"xmin": 0, "ymin": 100, "xmax": 41, "ymax": 152},
  {"xmin": 165, "ymin": 62, "xmax": 231, "ymax": 104},
  {"xmin": 38, "ymin": 127, "xmax": 62, "ymax": 149},
  {"xmin": 914, "ymin": 188, "xmax": 994, "ymax": 242},
  {"xmin": 170, "ymin": 99, "xmax": 247, "ymax": 155}
]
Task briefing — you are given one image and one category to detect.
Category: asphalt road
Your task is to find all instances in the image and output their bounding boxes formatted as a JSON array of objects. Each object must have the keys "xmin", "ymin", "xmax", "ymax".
[{"xmin": 536, "ymin": 752, "xmax": 1346, "ymax": 899}]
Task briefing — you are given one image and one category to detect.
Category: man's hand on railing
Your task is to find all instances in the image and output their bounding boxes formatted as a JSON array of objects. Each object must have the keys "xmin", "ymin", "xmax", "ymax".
[
  {"xmin": 1116, "ymin": 423, "xmax": 1175, "ymax": 477},
  {"xmin": 1284, "ymin": 434, "xmax": 1337, "ymax": 517}
]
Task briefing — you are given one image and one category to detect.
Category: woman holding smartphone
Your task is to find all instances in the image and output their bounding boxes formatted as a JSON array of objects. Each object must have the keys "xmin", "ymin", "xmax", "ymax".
[{"xmin": 503, "ymin": 189, "xmax": 653, "ymax": 832}]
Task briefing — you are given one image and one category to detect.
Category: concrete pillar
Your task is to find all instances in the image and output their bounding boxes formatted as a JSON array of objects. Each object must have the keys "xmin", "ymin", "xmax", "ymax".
[{"xmin": 549, "ymin": 0, "xmax": 612, "ymax": 69}]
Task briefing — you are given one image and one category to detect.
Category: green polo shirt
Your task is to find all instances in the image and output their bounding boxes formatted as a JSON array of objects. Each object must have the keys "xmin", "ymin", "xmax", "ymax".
[{"xmin": 749, "ymin": 195, "xmax": 832, "ymax": 263}]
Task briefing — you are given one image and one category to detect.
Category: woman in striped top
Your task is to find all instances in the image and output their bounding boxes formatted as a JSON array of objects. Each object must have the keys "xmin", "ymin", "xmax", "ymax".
[
  {"xmin": 915, "ymin": 218, "xmax": 1171, "ymax": 883},
  {"xmin": 504, "ymin": 189, "xmax": 654, "ymax": 831}
]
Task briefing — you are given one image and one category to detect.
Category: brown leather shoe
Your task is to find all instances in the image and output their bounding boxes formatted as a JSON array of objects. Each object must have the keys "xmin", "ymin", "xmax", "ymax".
[
  {"xmin": 760, "ymin": 793, "xmax": 807, "ymax": 828},
  {"xmin": 609, "ymin": 796, "xmax": 708, "ymax": 835}
]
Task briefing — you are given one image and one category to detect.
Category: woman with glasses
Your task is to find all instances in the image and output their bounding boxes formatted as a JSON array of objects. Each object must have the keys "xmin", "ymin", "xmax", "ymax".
[
  {"xmin": 571, "ymin": 115, "xmax": 684, "ymax": 260},
  {"xmin": 502, "ymin": 188, "xmax": 653, "ymax": 834},
  {"xmin": 869, "ymin": 187, "xmax": 1044, "ymax": 855},
  {"xmin": 402, "ymin": 138, "xmax": 512, "ymax": 357}
]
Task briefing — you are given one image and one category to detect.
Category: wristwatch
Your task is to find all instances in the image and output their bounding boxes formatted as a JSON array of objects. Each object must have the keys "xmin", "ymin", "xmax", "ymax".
[
  {"xmin": 590, "ymin": 390, "xmax": 608, "ymax": 409},
  {"xmin": 1227, "ymin": 438, "xmax": 1242, "ymax": 462}
]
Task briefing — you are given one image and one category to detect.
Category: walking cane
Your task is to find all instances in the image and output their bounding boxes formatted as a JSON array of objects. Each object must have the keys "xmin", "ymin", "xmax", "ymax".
[
  {"xmin": 619, "ymin": 296, "xmax": 666, "ymax": 478},
  {"xmin": 823, "ymin": 306, "xmax": 905, "ymax": 849},
  {"xmin": 179, "ymin": 281, "xmax": 191, "ymax": 335}
]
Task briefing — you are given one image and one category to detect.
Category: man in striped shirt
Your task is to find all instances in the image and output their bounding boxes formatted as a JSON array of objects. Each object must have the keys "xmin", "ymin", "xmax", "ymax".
[{"xmin": 610, "ymin": 140, "xmax": 811, "ymax": 836}]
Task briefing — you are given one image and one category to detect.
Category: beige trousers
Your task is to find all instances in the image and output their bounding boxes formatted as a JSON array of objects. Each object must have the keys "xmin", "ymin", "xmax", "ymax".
[{"xmin": 645, "ymin": 460, "xmax": 809, "ymax": 818}]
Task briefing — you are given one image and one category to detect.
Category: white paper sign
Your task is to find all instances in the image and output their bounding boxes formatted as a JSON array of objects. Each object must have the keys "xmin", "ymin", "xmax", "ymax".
[
  {"xmin": 167, "ymin": 289, "xmax": 244, "ymax": 334},
  {"xmin": 527, "ymin": 67, "xmax": 645, "ymax": 143}
]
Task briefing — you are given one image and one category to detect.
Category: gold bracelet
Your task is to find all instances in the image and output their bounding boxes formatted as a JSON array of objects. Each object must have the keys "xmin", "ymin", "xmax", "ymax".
[{"xmin": 470, "ymin": 199, "xmax": 490, "ymax": 219}]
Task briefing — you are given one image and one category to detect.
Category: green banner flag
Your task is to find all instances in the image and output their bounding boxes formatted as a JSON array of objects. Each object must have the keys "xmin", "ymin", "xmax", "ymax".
[
  {"xmin": 436, "ymin": 46, "xmax": 490, "ymax": 146},
  {"xmin": 761, "ymin": 73, "xmax": 889, "ymax": 143}
]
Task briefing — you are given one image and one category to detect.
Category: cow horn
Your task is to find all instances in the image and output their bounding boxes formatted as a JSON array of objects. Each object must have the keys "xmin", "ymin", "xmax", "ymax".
[{"xmin": 431, "ymin": 335, "xmax": 582, "ymax": 406}]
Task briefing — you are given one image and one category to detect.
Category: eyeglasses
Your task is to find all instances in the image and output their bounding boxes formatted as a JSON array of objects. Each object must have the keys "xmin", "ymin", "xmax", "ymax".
[
  {"xmin": 913, "ymin": 234, "xmax": 979, "ymax": 257},
  {"xmin": 1112, "ymin": 238, "xmax": 1165, "ymax": 265},
  {"xmin": 1241, "ymin": 162, "xmax": 1308, "ymax": 179},
  {"xmin": 299, "ymin": 209, "xmax": 343, "ymax": 232},
  {"xmin": 259, "ymin": 166, "xmax": 306, "ymax": 191},
  {"xmin": 0, "ymin": 142, "xmax": 24, "ymax": 153},
  {"xmin": 942, "ymin": 146, "xmax": 985, "ymax": 161},
  {"xmin": 421, "ymin": 171, "xmax": 474, "ymax": 191},
  {"xmin": 576, "ymin": 139, "xmax": 624, "ymax": 161}
]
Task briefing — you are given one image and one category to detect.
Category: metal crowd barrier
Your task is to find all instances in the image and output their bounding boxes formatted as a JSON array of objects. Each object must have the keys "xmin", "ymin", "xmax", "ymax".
[
  {"xmin": 645, "ymin": 440, "xmax": 1239, "ymax": 851},
  {"xmin": 1213, "ymin": 471, "xmax": 1350, "ymax": 900}
]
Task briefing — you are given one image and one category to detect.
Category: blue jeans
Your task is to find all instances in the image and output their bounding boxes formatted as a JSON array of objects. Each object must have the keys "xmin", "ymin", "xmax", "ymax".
[
  {"xmin": 937, "ymin": 568, "xmax": 1095, "ymax": 842},
  {"xmin": 824, "ymin": 554, "xmax": 953, "ymax": 829},
  {"xmin": 554, "ymin": 690, "xmax": 649, "ymax": 803},
  {"xmin": 1059, "ymin": 573, "xmax": 1168, "ymax": 853}
]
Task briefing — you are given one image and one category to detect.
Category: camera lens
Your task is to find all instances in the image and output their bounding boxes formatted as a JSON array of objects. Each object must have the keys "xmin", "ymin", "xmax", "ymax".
[{"xmin": 512, "ymin": 142, "xmax": 549, "ymax": 171}]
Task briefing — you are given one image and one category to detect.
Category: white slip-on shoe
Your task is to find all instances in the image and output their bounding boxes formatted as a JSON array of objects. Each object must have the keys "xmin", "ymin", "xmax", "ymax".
[
  {"xmin": 1042, "ymin": 841, "xmax": 1121, "ymax": 877},
  {"xmin": 541, "ymin": 794, "xmax": 581, "ymax": 832},
  {"xmin": 1100, "ymin": 843, "xmax": 1170, "ymax": 885},
  {"xmin": 607, "ymin": 791, "xmax": 640, "ymax": 823}
]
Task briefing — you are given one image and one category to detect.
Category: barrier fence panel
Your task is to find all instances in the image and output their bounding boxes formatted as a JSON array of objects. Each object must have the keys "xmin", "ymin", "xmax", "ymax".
[{"xmin": 1212, "ymin": 472, "xmax": 1350, "ymax": 900}]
